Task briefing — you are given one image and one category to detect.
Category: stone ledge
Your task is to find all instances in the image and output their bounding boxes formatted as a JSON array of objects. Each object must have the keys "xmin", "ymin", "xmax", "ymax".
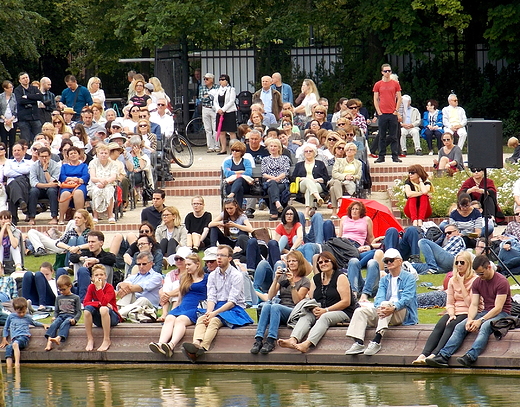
[{"xmin": 5, "ymin": 324, "xmax": 520, "ymax": 369}]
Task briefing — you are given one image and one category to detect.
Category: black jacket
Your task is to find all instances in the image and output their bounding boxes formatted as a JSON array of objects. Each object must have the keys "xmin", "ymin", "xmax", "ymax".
[
  {"xmin": 14, "ymin": 85, "xmax": 43, "ymax": 121},
  {"xmin": 70, "ymin": 249, "xmax": 116, "ymax": 268},
  {"xmin": 291, "ymin": 159, "xmax": 330, "ymax": 192}
]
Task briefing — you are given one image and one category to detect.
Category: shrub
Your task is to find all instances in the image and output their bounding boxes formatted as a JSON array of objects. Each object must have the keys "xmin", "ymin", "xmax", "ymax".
[{"xmin": 392, "ymin": 164, "xmax": 520, "ymax": 218}]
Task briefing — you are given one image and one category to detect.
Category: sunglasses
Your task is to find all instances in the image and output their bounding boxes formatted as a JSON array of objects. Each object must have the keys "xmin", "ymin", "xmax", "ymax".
[
  {"xmin": 408, "ymin": 171, "xmax": 416, "ymax": 175},
  {"xmin": 219, "ymin": 78, "xmax": 226, "ymax": 81},
  {"xmin": 382, "ymin": 69, "xmax": 392, "ymax": 73},
  {"xmin": 304, "ymin": 150, "xmax": 314, "ymax": 153},
  {"xmin": 315, "ymin": 111, "xmax": 325, "ymax": 115},
  {"xmin": 139, "ymin": 229, "xmax": 151, "ymax": 233},
  {"xmin": 139, "ymin": 124, "xmax": 148, "ymax": 127},
  {"xmin": 51, "ymin": 113, "xmax": 60, "ymax": 116},
  {"xmin": 206, "ymin": 259, "xmax": 216, "ymax": 263},
  {"xmin": 137, "ymin": 242, "xmax": 150, "ymax": 246},
  {"xmin": 318, "ymin": 259, "xmax": 331, "ymax": 265},
  {"xmin": 336, "ymin": 146, "xmax": 344, "ymax": 150},
  {"xmin": 74, "ymin": 131, "xmax": 81, "ymax": 135},
  {"xmin": 136, "ymin": 262, "xmax": 149, "ymax": 266},
  {"xmin": 455, "ymin": 260, "xmax": 465, "ymax": 266},
  {"xmin": 157, "ymin": 103, "xmax": 166, "ymax": 106},
  {"xmin": 445, "ymin": 230, "xmax": 456, "ymax": 235},
  {"xmin": 345, "ymin": 133, "xmax": 354, "ymax": 137},
  {"xmin": 383, "ymin": 258, "xmax": 396, "ymax": 264},
  {"xmin": 337, "ymin": 123, "xmax": 346, "ymax": 126},
  {"xmin": 174, "ymin": 256, "xmax": 185, "ymax": 261},
  {"xmin": 442, "ymin": 138, "xmax": 451, "ymax": 141},
  {"xmin": 328, "ymin": 138, "xmax": 337, "ymax": 142},
  {"xmin": 348, "ymin": 106, "xmax": 359, "ymax": 109},
  {"xmin": 231, "ymin": 149, "xmax": 240, "ymax": 152},
  {"xmin": 515, "ymin": 213, "xmax": 520, "ymax": 216},
  {"xmin": 0, "ymin": 147, "xmax": 5, "ymax": 151}
]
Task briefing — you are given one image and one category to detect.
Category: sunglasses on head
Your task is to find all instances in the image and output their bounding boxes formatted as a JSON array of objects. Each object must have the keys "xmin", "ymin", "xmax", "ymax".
[
  {"xmin": 383, "ymin": 258, "xmax": 397, "ymax": 264},
  {"xmin": 455, "ymin": 260, "xmax": 465, "ymax": 266}
]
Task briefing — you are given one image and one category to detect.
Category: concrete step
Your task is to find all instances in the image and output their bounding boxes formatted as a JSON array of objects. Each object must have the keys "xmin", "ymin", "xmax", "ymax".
[
  {"xmin": 171, "ymin": 169, "xmax": 221, "ymax": 178},
  {"xmin": 10, "ymin": 324, "xmax": 520, "ymax": 369}
]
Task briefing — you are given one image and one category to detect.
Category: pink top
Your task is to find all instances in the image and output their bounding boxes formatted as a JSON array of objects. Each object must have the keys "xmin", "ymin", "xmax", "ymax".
[
  {"xmin": 446, "ymin": 275, "xmax": 482, "ymax": 315},
  {"xmin": 341, "ymin": 216, "xmax": 368, "ymax": 246}
]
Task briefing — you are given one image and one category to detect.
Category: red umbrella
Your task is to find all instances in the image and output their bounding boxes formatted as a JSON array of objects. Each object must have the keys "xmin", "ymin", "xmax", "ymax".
[{"xmin": 337, "ymin": 198, "xmax": 403, "ymax": 238}]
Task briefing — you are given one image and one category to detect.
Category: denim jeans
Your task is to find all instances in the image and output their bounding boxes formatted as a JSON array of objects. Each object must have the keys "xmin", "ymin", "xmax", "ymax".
[
  {"xmin": 296, "ymin": 243, "xmax": 321, "ymax": 264},
  {"xmin": 413, "ymin": 238, "xmax": 455, "ymax": 274},
  {"xmin": 254, "ymin": 260, "xmax": 285, "ymax": 293},
  {"xmin": 246, "ymin": 239, "xmax": 280, "ymax": 271},
  {"xmin": 384, "ymin": 227, "xmax": 420, "ymax": 260},
  {"xmin": 255, "ymin": 302, "xmax": 293, "ymax": 340},
  {"xmin": 22, "ymin": 271, "xmax": 56, "ymax": 307},
  {"xmin": 45, "ymin": 314, "xmax": 75, "ymax": 340},
  {"xmin": 297, "ymin": 212, "xmax": 335, "ymax": 244},
  {"xmin": 347, "ymin": 253, "xmax": 380, "ymax": 297},
  {"xmin": 5, "ymin": 335, "xmax": 30, "ymax": 358},
  {"xmin": 439, "ymin": 311, "xmax": 510, "ymax": 361},
  {"xmin": 498, "ymin": 247, "xmax": 520, "ymax": 269}
]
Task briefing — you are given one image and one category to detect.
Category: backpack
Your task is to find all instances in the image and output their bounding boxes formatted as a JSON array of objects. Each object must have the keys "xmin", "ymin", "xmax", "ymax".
[{"xmin": 321, "ymin": 237, "xmax": 360, "ymax": 269}]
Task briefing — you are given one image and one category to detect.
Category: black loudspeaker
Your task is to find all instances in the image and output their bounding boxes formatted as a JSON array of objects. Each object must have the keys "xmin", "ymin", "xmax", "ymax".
[{"xmin": 467, "ymin": 120, "xmax": 503, "ymax": 169}]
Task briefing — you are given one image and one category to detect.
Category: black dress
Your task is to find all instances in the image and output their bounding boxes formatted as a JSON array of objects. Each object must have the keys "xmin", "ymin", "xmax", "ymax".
[{"xmin": 216, "ymin": 92, "xmax": 237, "ymax": 133}]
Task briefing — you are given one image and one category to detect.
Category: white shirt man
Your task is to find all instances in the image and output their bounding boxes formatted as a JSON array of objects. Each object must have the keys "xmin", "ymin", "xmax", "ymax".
[
  {"xmin": 399, "ymin": 95, "xmax": 422, "ymax": 156},
  {"xmin": 442, "ymin": 93, "xmax": 468, "ymax": 150},
  {"xmin": 150, "ymin": 98, "xmax": 174, "ymax": 138}
]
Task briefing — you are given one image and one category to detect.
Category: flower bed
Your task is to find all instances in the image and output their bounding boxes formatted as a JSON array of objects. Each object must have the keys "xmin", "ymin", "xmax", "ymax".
[{"xmin": 391, "ymin": 164, "xmax": 519, "ymax": 218}]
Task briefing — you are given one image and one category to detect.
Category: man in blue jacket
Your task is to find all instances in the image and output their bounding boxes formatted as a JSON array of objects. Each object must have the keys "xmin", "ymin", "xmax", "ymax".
[{"xmin": 344, "ymin": 248, "xmax": 418, "ymax": 356}]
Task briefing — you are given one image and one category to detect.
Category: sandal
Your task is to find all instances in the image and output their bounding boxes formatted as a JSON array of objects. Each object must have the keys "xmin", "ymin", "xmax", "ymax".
[
  {"xmin": 161, "ymin": 342, "xmax": 174, "ymax": 357},
  {"xmin": 270, "ymin": 215, "xmax": 279, "ymax": 221},
  {"xmin": 108, "ymin": 217, "xmax": 116, "ymax": 224},
  {"xmin": 58, "ymin": 220, "xmax": 65, "ymax": 225},
  {"xmin": 330, "ymin": 215, "xmax": 338, "ymax": 220},
  {"xmin": 92, "ymin": 218, "xmax": 99, "ymax": 224}
]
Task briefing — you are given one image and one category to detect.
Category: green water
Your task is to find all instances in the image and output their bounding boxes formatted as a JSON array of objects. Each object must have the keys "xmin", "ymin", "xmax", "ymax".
[{"xmin": 3, "ymin": 365, "xmax": 520, "ymax": 406}]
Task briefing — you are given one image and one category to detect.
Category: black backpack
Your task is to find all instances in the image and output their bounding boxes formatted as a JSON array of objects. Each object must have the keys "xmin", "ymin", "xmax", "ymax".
[{"xmin": 321, "ymin": 237, "xmax": 360, "ymax": 269}]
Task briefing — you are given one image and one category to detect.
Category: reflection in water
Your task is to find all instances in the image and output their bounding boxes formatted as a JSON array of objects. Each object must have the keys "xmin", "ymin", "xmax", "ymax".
[{"xmin": 2, "ymin": 366, "xmax": 520, "ymax": 406}]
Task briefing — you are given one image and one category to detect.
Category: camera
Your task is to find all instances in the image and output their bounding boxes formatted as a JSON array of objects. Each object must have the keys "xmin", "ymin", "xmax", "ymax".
[{"xmin": 281, "ymin": 268, "xmax": 287, "ymax": 274}]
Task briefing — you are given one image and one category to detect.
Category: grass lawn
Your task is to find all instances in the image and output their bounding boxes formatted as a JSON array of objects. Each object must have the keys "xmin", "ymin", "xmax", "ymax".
[{"xmin": 22, "ymin": 253, "xmax": 520, "ymax": 326}]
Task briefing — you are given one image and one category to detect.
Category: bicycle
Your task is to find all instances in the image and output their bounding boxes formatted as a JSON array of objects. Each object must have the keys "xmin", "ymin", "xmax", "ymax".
[
  {"xmin": 184, "ymin": 116, "xmax": 207, "ymax": 146},
  {"xmin": 164, "ymin": 131, "xmax": 194, "ymax": 168}
]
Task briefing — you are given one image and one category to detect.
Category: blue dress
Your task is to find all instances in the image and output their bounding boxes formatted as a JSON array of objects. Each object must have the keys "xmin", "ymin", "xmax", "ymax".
[
  {"xmin": 59, "ymin": 163, "xmax": 90, "ymax": 200},
  {"xmin": 169, "ymin": 274, "xmax": 208, "ymax": 323}
]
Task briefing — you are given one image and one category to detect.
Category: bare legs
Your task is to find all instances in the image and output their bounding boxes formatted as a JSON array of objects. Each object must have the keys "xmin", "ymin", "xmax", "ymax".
[
  {"xmin": 84, "ymin": 306, "xmax": 112, "ymax": 352},
  {"xmin": 158, "ymin": 315, "xmax": 192, "ymax": 348}
]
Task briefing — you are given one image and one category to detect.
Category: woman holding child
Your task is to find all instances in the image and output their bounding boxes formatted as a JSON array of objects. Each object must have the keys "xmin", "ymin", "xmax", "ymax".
[{"xmin": 149, "ymin": 254, "xmax": 208, "ymax": 357}]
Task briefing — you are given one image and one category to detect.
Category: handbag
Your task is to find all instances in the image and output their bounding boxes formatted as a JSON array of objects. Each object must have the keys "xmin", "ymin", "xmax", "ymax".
[
  {"xmin": 250, "ymin": 179, "xmax": 263, "ymax": 196},
  {"xmin": 289, "ymin": 177, "xmax": 300, "ymax": 194},
  {"xmin": 59, "ymin": 181, "xmax": 81, "ymax": 203},
  {"xmin": 142, "ymin": 175, "xmax": 154, "ymax": 202}
]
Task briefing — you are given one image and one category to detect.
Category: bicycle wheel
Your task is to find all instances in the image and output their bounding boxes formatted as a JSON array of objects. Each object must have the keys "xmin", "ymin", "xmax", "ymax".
[
  {"xmin": 170, "ymin": 133, "xmax": 194, "ymax": 168},
  {"xmin": 185, "ymin": 117, "xmax": 207, "ymax": 146}
]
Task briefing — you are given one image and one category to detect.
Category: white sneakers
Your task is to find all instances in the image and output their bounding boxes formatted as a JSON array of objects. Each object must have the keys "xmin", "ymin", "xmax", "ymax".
[
  {"xmin": 345, "ymin": 341, "xmax": 382, "ymax": 356},
  {"xmin": 345, "ymin": 342, "xmax": 365, "ymax": 355}
]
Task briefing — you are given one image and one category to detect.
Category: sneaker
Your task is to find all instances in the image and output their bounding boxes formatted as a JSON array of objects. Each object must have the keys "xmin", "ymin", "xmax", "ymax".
[
  {"xmin": 428, "ymin": 150, "xmax": 434, "ymax": 156},
  {"xmin": 374, "ymin": 158, "xmax": 385, "ymax": 163},
  {"xmin": 34, "ymin": 247, "xmax": 47, "ymax": 257},
  {"xmin": 456, "ymin": 353, "xmax": 475, "ymax": 367},
  {"xmin": 426, "ymin": 269, "xmax": 438, "ymax": 275},
  {"xmin": 250, "ymin": 339, "xmax": 263, "ymax": 354},
  {"xmin": 416, "ymin": 149, "xmax": 423, "ymax": 156},
  {"xmin": 260, "ymin": 338, "xmax": 276, "ymax": 354},
  {"xmin": 245, "ymin": 208, "xmax": 255, "ymax": 219},
  {"xmin": 425, "ymin": 353, "xmax": 449, "ymax": 367},
  {"xmin": 345, "ymin": 342, "xmax": 366, "ymax": 355},
  {"xmin": 363, "ymin": 341, "xmax": 382, "ymax": 356}
]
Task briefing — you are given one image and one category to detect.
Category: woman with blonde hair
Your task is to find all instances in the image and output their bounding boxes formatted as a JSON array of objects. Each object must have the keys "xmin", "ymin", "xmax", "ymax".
[
  {"xmin": 149, "ymin": 253, "xmax": 207, "ymax": 357},
  {"xmin": 294, "ymin": 79, "xmax": 320, "ymax": 120},
  {"xmin": 412, "ymin": 251, "xmax": 480, "ymax": 365},
  {"xmin": 148, "ymin": 77, "xmax": 171, "ymax": 104},
  {"xmin": 155, "ymin": 206, "xmax": 188, "ymax": 257},
  {"xmin": 87, "ymin": 77, "xmax": 106, "ymax": 106}
]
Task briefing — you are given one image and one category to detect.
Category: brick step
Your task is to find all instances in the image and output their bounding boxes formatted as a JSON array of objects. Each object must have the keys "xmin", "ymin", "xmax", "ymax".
[
  {"xmin": 164, "ymin": 186, "xmax": 221, "ymax": 196},
  {"xmin": 171, "ymin": 169, "xmax": 221, "ymax": 178},
  {"xmin": 369, "ymin": 165, "xmax": 435, "ymax": 173},
  {"xmin": 163, "ymin": 179, "xmax": 220, "ymax": 188},
  {"xmin": 18, "ymin": 222, "xmax": 143, "ymax": 235}
]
